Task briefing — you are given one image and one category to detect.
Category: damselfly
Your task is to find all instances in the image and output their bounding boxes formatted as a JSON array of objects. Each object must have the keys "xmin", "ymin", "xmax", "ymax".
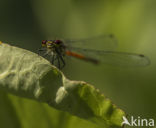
[{"xmin": 38, "ymin": 35, "xmax": 150, "ymax": 69}]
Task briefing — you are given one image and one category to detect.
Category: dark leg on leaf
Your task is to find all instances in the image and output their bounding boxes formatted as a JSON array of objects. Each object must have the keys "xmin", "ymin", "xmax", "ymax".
[
  {"xmin": 57, "ymin": 56, "xmax": 61, "ymax": 69},
  {"xmin": 51, "ymin": 54, "xmax": 55, "ymax": 64},
  {"xmin": 55, "ymin": 49, "xmax": 65, "ymax": 69},
  {"xmin": 59, "ymin": 55, "xmax": 65, "ymax": 69}
]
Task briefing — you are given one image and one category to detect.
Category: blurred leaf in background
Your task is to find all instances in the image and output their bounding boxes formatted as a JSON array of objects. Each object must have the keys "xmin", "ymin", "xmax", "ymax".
[{"xmin": 0, "ymin": 0, "xmax": 156, "ymax": 128}]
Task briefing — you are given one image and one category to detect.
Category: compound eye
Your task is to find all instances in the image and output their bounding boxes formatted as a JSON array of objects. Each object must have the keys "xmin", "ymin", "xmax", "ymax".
[
  {"xmin": 42, "ymin": 40, "xmax": 47, "ymax": 45},
  {"xmin": 54, "ymin": 40, "xmax": 62, "ymax": 44}
]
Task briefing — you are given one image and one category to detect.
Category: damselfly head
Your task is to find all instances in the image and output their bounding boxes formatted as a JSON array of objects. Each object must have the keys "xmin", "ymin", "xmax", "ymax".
[
  {"xmin": 42, "ymin": 40, "xmax": 47, "ymax": 47},
  {"xmin": 54, "ymin": 40, "xmax": 63, "ymax": 45}
]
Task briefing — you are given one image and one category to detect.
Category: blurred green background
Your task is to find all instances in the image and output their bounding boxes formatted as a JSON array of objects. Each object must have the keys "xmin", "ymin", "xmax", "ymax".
[{"xmin": 0, "ymin": 0, "xmax": 155, "ymax": 128}]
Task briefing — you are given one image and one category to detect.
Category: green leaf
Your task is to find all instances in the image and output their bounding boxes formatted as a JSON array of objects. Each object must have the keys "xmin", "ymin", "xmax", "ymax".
[{"xmin": 0, "ymin": 42, "xmax": 125, "ymax": 128}]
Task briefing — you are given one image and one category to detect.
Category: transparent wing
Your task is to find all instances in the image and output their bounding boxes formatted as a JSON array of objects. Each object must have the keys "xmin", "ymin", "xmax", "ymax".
[
  {"xmin": 64, "ymin": 34, "xmax": 118, "ymax": 51},
  {"xmin": 67, "ymin": 47, "xmax": 150, "ymax": 67}
]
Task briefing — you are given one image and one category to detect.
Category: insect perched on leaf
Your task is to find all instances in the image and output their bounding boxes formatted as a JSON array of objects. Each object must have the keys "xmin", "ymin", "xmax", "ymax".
[{"xmin": 38, "ymin": 35, "xmax": 150, "ymax": 69}]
